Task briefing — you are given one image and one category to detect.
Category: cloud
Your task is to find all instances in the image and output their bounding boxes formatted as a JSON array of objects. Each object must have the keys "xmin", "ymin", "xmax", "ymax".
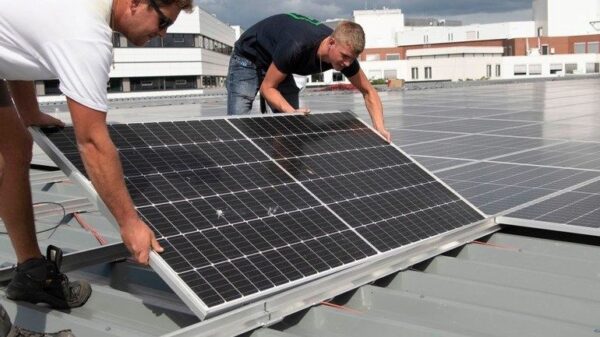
[{"xmin": 195, "ymin": 0, "xmax": 532, "ymax": 29}]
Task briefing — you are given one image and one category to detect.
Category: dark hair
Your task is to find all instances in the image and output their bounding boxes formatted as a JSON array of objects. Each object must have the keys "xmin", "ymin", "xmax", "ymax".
[{"xmin": 155, "ymin": 0, "xmax": 193, "ymax": 12}]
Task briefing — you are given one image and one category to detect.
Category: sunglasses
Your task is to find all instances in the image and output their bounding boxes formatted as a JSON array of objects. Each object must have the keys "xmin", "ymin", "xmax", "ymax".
[{"xmin": 147, "ymin": 0, "xmax": 174, "ymax": 30}]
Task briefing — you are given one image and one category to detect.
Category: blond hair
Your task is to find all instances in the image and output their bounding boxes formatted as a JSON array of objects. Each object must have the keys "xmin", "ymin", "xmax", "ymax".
[{"xmin": 332, "ymin": 21, "xmax": 365, "ymax": 56}]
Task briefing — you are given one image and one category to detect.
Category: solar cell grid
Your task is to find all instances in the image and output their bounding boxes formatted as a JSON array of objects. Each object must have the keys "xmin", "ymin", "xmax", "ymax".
[
  {"xmin": 232, "ymin": 114, "xmax": 484, "ymax": 253},
  {"xmin": 40, "ymin": 112, "xmax": 485, "ymax": 317}
]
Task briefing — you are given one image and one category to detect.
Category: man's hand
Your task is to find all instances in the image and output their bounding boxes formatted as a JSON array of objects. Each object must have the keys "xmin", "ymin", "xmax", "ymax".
[
  {"xmin": 293, "ymin": 108, "xmax": 311, "ymax": 115},
  {"xmin": 119, "ymin": 217, "xmax": 164, "ymax": 265},
  {"xmin": 24, "ymin": 112, "xmax": 65, "ymax": 128},
  {"xmin": 375, "ymin": 125, "xmax": 391, "ymax": 143}
]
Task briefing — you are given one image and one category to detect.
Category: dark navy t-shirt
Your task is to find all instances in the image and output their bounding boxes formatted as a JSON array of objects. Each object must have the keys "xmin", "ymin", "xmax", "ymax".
[{"xmin": 234, "ymin": 13, "xmax": 360, "ymax": 78}]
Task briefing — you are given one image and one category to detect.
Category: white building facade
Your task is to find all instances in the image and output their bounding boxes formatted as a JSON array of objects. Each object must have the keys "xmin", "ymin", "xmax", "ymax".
[
  {"xmin": 306, "ymin": 0, "xmax": 600, "ymax": 87},
  {"xmin": 38, "ymin": 6, "xmax": 235, "ymax": 98}
]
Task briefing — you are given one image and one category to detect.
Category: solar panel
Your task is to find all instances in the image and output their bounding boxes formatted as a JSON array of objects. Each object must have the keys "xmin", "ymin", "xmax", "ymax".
[
  {"xmin": 231, "ymin": 114, "xmax": 484, "ymax": 252},
  {"xmin": 36, "ymin": 112, "xmax": 485, "ymax": 318},
  {"xmin": 500, "ymin": 184, "xmax": 600, "ymax": 236}
]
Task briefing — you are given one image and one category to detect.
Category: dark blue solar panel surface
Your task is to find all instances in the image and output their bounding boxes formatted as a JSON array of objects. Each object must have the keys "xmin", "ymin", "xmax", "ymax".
[
  {"xmin": 42, "ymin": 112, "xmax": 483, "ymax": 311},
  {"xmin": 231, "ymin": 112, "xmax": 484, "ymax": 252}
]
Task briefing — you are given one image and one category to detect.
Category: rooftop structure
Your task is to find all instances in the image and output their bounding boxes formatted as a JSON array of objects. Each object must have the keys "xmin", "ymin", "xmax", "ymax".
[{"xmin": 1, "ymin": 77, "xmax": 600, "ymax": 336}]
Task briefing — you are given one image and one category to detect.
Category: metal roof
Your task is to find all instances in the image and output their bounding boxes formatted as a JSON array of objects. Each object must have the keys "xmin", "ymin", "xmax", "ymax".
[
  {"xmin": 251, "ymin": 228, "xmax": 600, "ymax": 337},
  {"xmin": 1, "ymin": 77, "xmax": 600, "ymax": 336}
]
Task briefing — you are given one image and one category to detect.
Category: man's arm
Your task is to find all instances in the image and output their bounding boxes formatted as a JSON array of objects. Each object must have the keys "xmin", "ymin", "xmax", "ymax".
[
  {"xmin": 7, "ymin": 81, "xmax": 64, "ymax": 128},
  {"xmin": 347, "ymin": 70, "xmax": 391, "ymax": 142},
  {"xmin": 67, "ymin": 98, "xmax": 163, "ymax": 264},
  {"xmin": 260, "ymin": 63, "xmax": 309, "ymax": 114}
]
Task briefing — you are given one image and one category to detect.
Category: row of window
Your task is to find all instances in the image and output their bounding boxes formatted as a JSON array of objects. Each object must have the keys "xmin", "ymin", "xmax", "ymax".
[
  {"xmin": 309, "ymin": 72, "xmax": 346, "ymax": 83},
  {"xmin": 112, "ymin": 33, "xmax": 233, "ymax": 55},
  {"xmin": 423, "ymin": 30, "xmax": 479, "ymax": 44},
  {"xmin": 514, "ymin": 63, "xmax": 600, "ymax": 76},
  {"xmin": 574, "ymin": 41, "xmax": 600, "ymax": 54},
  {"xmin": 486, "ymin": 64, "xmax": 502, "ymax": 78},
  {"xmin": 40, "ymin": 76, "xmax": 226, "ymax": 95},
  {"xmin": 365, "ymin": 53, "xmax": 400, "ymax": 61},
  {"xmin": 411, "ymin": 67, "xmax": 432, "ymax": 80}
]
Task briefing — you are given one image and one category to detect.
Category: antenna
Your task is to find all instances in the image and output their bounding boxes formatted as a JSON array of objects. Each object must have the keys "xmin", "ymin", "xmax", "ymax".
[{"xmin": 591, "ymin": 20, "xmax": 600, "ymax": 31}]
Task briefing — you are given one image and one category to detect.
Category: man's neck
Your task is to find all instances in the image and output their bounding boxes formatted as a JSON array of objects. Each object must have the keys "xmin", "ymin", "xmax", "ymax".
[{"xmin": 317, "ymin": 38, "xmax": 329, "ymax": 63}]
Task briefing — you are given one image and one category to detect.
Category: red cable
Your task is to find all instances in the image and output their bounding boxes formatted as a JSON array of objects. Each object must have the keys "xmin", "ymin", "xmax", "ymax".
[{"xmin": 73, "ymin": 212, "xmax": 108, "ymax": 245}]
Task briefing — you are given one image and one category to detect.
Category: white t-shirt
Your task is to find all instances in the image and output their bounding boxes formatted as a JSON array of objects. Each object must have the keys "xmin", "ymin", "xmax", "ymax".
[{"xmin": 0, "ymin": 0, "xmax": 113, "ymax": 112}]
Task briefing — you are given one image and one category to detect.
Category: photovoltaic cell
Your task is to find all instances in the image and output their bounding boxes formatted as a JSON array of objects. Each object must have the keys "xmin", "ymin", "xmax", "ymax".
[
  {"xmin": 231, "ymin": 113, "xmax": 483, "ymax": 252},
  {"xmin": 40, "ymin": 112, "xmax": 484, "ymax": 316}
]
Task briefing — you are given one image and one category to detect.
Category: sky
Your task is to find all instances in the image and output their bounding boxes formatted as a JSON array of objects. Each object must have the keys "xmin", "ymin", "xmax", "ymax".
[{"xmin": 195, "ymin": 0, "xmax": 533, "ymax": 29}]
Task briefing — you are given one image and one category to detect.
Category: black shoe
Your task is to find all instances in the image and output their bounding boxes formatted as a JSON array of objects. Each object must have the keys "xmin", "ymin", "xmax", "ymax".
[{"xmin": 6, "ymin": 246, "xmax": 91, "ymax": 310}]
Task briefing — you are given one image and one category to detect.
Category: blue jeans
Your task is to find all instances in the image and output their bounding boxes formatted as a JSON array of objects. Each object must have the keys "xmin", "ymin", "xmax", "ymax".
[{"xmin": 226, "ymin": 53, "xmax": 300, "ymax": 115}]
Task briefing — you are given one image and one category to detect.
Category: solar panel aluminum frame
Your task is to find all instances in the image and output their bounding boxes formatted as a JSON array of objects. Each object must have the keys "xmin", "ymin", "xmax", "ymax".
[
  {"xmin": 497, "ymin": 216, "xmax": 600, "ymax": 237},
  {"xmin": 164, "ymin": 217, "xmax": 499, "ymax": 337},
  {"xmin": 30, "ymin": 111, "xmax": 491, "ymax": 319}
]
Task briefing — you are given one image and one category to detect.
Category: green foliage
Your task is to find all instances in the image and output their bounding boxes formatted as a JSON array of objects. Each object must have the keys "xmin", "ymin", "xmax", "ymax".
[{"xmin": 370, "ymin": 78, "xmax": 387, "ymax": 85}]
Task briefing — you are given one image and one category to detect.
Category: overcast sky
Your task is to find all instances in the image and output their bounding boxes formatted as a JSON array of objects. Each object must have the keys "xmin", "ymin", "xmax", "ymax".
[{"xmin": 195, "ymin": 0, "xmax": 533, "ymax": 29}]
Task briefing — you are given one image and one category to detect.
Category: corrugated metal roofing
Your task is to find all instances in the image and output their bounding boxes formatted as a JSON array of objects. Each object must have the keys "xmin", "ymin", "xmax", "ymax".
[{"xmin": 252, "ymin": 228, "xmax": 600, "ymax": 337}]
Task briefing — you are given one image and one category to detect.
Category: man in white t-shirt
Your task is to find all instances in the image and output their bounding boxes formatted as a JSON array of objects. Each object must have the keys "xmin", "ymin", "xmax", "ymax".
[{"xmin": 0, "ymin": 0, "xmax": 192, "ymax": 318}]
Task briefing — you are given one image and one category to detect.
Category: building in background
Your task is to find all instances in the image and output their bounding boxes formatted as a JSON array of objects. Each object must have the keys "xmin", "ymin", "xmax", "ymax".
[
  {"xmin": 34, "ymin": 1, "xmax": 600, "ymax": 97},
  {"xmin": 306, "ymin": 0, "xmax": 600, "ymax": 86},
  {"xmin": 37, "ymin": 6, "xmax": 235, "ymax": 99}
]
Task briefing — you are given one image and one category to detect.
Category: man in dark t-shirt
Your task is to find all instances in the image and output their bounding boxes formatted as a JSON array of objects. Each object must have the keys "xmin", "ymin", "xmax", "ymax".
[{"xmin": 226, "ymin": 13, "xmax": 390, "ymax": 142}]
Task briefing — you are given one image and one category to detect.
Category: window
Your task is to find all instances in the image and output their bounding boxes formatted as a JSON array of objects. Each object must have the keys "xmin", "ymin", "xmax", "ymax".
[
  {"xmin": 565, "ymin": 63, "xmax": 578, "ymax": 74},
  {"xmin": 165, "ymin": 76, "xmax": 197, "ymax": 90},
  {"xmin": 43, "ymin": 80, "xmax": 61, "ymax": 95},
  {"xmin": 384, "ymin": 69, "xmax": 397, "ymax": 80},
  {"xmin": 486, "ymin": 65, "xmax": 492, "ymax": 78},
  {"xmin": 541, "ymin": 45, "xmax": 549, "ymax": 55},
  {"xmin": 495, "ymin": 64, "xmax": 501, "ymax": 77},
  {"xmin": 411, "ymin": 67, "xmax": 419, "ymax": 80},
  {"xmin": 423, "ymin": 35, "xmax": 429, "ymax": 44},
  {"xmin": 385, "ymin": 54, "xmax": 400, "ymax": 60},
  {"xmin": 574, "ymin": 42, "xmax": 586, "ymax": 54},
  {"xmin": 202, "ymin": 76, "xmax": 217, "ymax": 87},
  {"xmin": 466, "ymin": 31, "xmax": 477, "ymax": 40},
  {"xmin": 588, "ymin": 42, "xmax": 600, "ymax": 54},
  {"xmin": 506, "ymin": 45, "xmax": 513, "ymax": 56},
  {"xmin": 145, "ymin": 37, "xmax": 162, "ymax": 48},
  {"xmin": 107, "ymin": 78, "xmax": 123, "ymax": 93},
  {"xmin": 332, "ymin": 72, "xmax": 344, "ymax": 82},
  {"xmin": 424, "ymin": 67, "xmax": 432, "ymax": 79},
  {"xmin": 529, "ymin": 64, "xmax": 542, "ymax": 75},
  {"xmin": 448, "ymin": 33, "xmax": 453, "ymax": 41},
  {"xmin": 586, "ymin": 63, "xmax": 600, "ymax": 73},
  {"xmin": 365, "ymin": 54, "xmax": 380, "ymax": 61},
  {"xmin": 550, "ymin": 63, "xmax": 562, "ymax": 74},
  {"xmin": 514, "ymin": 64, "xmax": 527, "ymax": 76},
  {"xmin": 131, "ymin": 77, "xmax": 163, "ymax": 91},
  {"xmin": 112, "ymin": 33, "xmax": 121, "ymax": 48},
  {"xmin": 163, "ymin": 34, "xmax": 195, "ymax": 47},
  {"xmin": 311, "ymin": 73, "xmax": 324, "ymax": 83}
]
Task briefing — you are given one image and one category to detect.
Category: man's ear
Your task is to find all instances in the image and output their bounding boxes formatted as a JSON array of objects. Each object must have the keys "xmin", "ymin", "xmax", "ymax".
[{"xmin": 130, "ymin": 0, "xmax": 142, "ymax": 13}]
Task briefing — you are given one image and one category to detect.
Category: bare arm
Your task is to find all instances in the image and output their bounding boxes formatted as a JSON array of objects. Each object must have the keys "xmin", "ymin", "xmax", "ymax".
[
  {"xmin": 348, "ymin": 70, "xmax": 391, "ymax": 142},
  {"xmin": 68, "ymin": 98, "xmax": 162, "ymax": 264},
  {"xmin": 7, "ymin": 81, "xmax": 64, "ymax": 127},
  {"xmin": 260, "ymin": 63, "xmax": 310, "ymax": 114}
]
